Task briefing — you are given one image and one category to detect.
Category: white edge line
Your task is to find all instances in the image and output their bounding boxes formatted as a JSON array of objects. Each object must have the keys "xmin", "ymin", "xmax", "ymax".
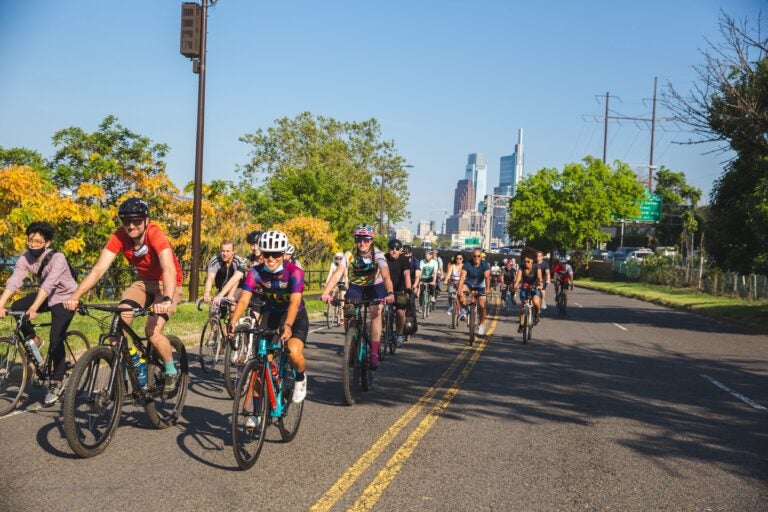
[
  {"xmin": 612, "ymin": 322, "xmax": 628, "ymax": 331},
  {"xmin": 701, "ymin": 374, "xmax": 767, "ymax": 410},
  {"xmin": 0, "ymin": 403, "xmax": 44, "ymax": 421},
  {"xmin": 573, "ymin": 302, "xmax": 583, "ymax": 308}
]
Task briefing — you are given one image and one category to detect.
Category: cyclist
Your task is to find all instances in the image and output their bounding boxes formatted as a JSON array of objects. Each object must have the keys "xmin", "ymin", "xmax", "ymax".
[
  {"xmin": 384, "ymin": 239, "xmax": 412, "ymax": 347},
  {"xmin": 444, "ymin": 253, "xmax": 466, "ymax": 318},
  {"xmin": 246, "ymin": 230, "xmax": 263, "ymax": 266},
  {"xmin": 285, "ymin": 244, "xmax": 303, "ymax": 269},
  {"xmin": 552, "ymin": 257, "xmax": 574, "ymax": 310},
  {"xmin": 321, "ymin": 224, "xmax": 395, "ymax": 369},
  {"xmin": 456, "ymin": 248, "xmax": 491, "ymax": 337},
  {"xmin": 490, "ymin": 260, "xmax": 501, "ymax": 289},
  {"xmin": 535, "ymin": 250, "xmax": 551, "ymax": 309},
  {"xmin": 500, "ymin": 258, "xmax": 518, "ymax": 308},
  {"xmin": 202, "ymin": 240, "xmax": 248, "ymax": 304},
  {"xmin": 325, "ymin": 252, "xmax": 349, "ymax": 303},
  {"xmin": 0, "ymin": 221, "xmax": 78, "ymax": 405},
  {"xmin": 434, "ymin": 250, "xmax": 444, "ymax": 298},
  {"xmin": 64, "ymin": 198, "xmax": 184, "ymax": 397},
  {"xmin": 228, "ymin": 230, "xmax": 308, "ymax": 405},
  {"xmin": 414, "ymin": 249, "xmax": 439, "ymax": 310},
  {"xmin": 514, "ymin": 248, "xmax": 543, "ymax": 331}
]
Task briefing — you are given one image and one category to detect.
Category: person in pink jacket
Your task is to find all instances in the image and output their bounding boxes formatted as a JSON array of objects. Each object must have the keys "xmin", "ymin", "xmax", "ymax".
[{"xmin": 0, "ymin": 222, "xmax": 77, "ymax": 405}]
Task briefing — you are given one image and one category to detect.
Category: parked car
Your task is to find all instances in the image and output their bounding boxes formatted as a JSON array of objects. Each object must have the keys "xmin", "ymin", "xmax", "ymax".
[
  {"xmin": 591, "ymin": 249, "xmax": 610, "ymax": 261},
  {"xmin": 626, "ymin": 249, "xmax": 653, "ymax": 261},
  {"xmin": 655, "ymin": 246, "xmax": 678, "ymax": 257},
  {"xmin": 608, "ymin": 251, "xmax": 628, "ymax": 262}
]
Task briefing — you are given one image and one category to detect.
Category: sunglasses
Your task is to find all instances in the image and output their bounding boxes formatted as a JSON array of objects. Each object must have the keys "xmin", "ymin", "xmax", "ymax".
[
  {"xmin": 355, "ymin": 236, "xmax": 373, "ymax": 243},
  {"xmin": 121, "ymin": 217, "xmax": 145, "ymax": 226},
  {"xmin": 262, "ymin": 251, "xmax": 284, "ymax": 260},
  {"xmin": 472, "ymin": 255, "xmax": 482, "ymax": 259},
  {"xmin": 456, "ymin": 257, "xmax": 463, "ymax": 261},
  {"xmin": 389, "ymin": 247, "xmax": 402, "ymax": 251}
]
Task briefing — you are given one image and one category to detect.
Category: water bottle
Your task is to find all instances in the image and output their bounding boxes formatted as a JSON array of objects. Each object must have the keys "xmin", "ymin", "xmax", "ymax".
[
  {"xmin": 129, "ymin": 348, "xmax": 147, "ymax": 388},
  {"xmin": 137, "ymin": 358, "xmax": 147, "ymax": 388},
  {"xmin": 26, "ymin": 338, "xmax": 43, "ymax": 365}
]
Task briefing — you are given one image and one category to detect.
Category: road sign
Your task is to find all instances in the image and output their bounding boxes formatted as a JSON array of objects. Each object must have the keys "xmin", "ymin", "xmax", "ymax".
[
  {"xmin": 630, "ymin": 192, "xmax": 662, "ymax": 222},
  {"xmin": 464, "ymin": 237, "xmax": 480, "ymax": 246}
]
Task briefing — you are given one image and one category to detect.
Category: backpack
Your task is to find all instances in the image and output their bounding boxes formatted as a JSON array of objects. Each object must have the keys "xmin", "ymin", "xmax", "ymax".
[{"xmin": 37, "ymin": 250, "xmax": 79, "ymax": 282}]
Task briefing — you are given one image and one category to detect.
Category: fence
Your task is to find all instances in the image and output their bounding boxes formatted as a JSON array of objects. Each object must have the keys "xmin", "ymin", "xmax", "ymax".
[{"xmin": 589, "ymin": 258, "xmax": 768, "ymax": 301}]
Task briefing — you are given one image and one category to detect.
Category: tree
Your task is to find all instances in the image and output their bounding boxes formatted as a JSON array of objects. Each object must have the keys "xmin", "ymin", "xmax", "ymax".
[
  {"xmin": 653, "ymin": 167, "xmax": 703, "ymax": 248},
  {"xmin": 666, "ymin": 12, "xmax": 768, "ymax": 273},
  {"xmin": 508, "ymin": 157, "xmax": 644, "ymax": 253},
  {"xmin": 50, "ymin": 115, "xmax": 170, "ymax": 206},
  {"xmin": 238, "ymin": 112, "xmax": 410, "ymax": 246},
  {"xmin": 273, "ymin": 216, "xmax": 339, "ymax": 269},
  {"xmin": 0, "ymin": 146, "xmax": 49, "ymax": 175}
]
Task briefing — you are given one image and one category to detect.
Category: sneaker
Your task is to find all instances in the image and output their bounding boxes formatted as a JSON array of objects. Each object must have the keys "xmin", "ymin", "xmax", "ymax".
[
  {"xmin": 477, "ymin": 325, "xmax": 485, "ymax": 336},
  {"xmin": 542, "ymin": 300, "xmax": 547, "ymax": 310},
  {"xmin": 44, "ymin": 380, "xmax": 64, "ymax": 405},
  {"xmin": 430, "ymin": 296, "xmax": 436, "ymax": 303},
  {"xmin": 395, "ymin": 335, "xmax": 404, "ymax": 347},
  {"xmin": 245, "ymin": 415, "xmax": 261, "ymax": 430},
  {"xmin": 447, "ymin": 307, "xmax": 452, "ymax": 315},
  {"xmin": 459, "ymin": 314, "xmax": 466, "ymax": 322},
  {"xmin": 518, "ymin": 325, "xmax": 523, "ymax": 333},
  {"xmin": 162, "ymin": 372, "xmax": 180, "ymax": 399},
  {"xmin": 534, "ymin": 314, "xmax": 541, "ymax": 326},
  {"xmin": 292, "ymin": 375, "xmax": 308, "ymax": 403}
]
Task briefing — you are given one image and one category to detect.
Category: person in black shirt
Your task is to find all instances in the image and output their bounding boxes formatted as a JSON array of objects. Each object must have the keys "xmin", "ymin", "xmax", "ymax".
[{"xmin": 385, "ymin": 239, "xmax": 412, "ymax": 346}]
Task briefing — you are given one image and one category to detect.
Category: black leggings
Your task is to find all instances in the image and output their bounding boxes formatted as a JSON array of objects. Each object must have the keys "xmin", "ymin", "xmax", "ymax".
[{"xmin": 12, "ymin": 294, "xmax": 75, "ymax": 381}]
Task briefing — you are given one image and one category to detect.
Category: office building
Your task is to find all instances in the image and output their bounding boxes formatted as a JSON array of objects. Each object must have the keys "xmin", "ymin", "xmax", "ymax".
[
  {"xmin": 453, "ymin": 179, "xmax": 475, "ymax": 215},
  {"xmin": 465, "ymin": 153, "xmax": 487, "ymax": 210}
]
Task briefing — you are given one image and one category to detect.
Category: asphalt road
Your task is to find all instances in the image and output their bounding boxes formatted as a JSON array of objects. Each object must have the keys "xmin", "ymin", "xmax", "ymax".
[{"xmin": 1, "ymin": 288, "xmax": 767, "ymax": 511}]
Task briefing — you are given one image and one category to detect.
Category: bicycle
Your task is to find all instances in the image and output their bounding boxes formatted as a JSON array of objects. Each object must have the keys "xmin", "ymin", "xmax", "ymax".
[
  {"xmin": 231, "ymin": 324, "xmax": 304, "ymax": 470},
  {"xmin": 447, "ymin": 284, "xmax": 460, "ymax": 329},
  {"xmin": 519, "ymin": 287, "xmax": 537, "ymax": 344},
  {"xmin": 0, "ymin": 311, "xmax": 89, "ymax": 416},
  {"xmin": 337, "ymin": 297, "xmax": 381, "ymax": 406},
  {"xmin": 555, "ymin": 281, "xmax": 571, "ymax": 319},
  {"xmin": 223, "ymin": 298, "xmax": 264, "ymax": 399},
  {"xmin": 197, "ymin": 297, "xmax": 235, "ymax": 374},
  {"xmin": 62, "ymin": 303, "xmax": 188, "ymax": 458},
  {"xmin": 326, "ymin": 284, "xmax": 344, "ymax": 329},
  {"xmin": 418, "ymin": 282, "xmax": 435, "ymax": 319},
  {"xmin": 463, "ymin": 290, "xmax": 480, "ymax": 346}
]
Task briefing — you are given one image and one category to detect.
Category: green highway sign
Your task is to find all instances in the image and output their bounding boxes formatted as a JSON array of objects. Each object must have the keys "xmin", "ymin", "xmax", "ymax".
[
  {"xmin": 631, "ymin": 192, "xmax": 662, "ymax": 222},
  {"xmin": 464, "ymin": 237, "xmax": 480, "ymax": 245}
]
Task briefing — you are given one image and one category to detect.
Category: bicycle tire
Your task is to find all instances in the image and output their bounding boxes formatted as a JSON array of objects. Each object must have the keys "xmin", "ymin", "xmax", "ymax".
[
  {"xmin": 421, "ymin": 291, "xmax": 428, "ymax": 320},
  {"xmin": 0, "ymin": 337, "xmax": 28, "ymax": 416},
  {"xmin": 379, "ymin": 307, "xmax": 390, "ymax": 362},
  {"xmin": 145, "ymin": 335, "xmax": 188, "ymax": 429},
  {"xmin": 450, "ymin": 296, "xmax": 458, "ymax": 329},
  {"xmin": 388, "ymin": 309, "xmax": 397, "ymax": 355},
  {"xmin": 277, "ymin": 359, "xmax": 304, "ymax": 442},
  {"xmin": 361, "ymin": 335, "xmax": 374, "ymax": 392},
  {"xmin": 342, "ymin": 324, "xmax": 361, "ymax": 406},
  {"xmin": 62, "ymin": 345, "xmax": 122, "ymax": 458},
  {"xmin": 523, "ymin": 307, "xmax": 531, "ymax": 344},
  {"xmin": 468, "ymin": 305, "xmax": 476, "ymax": 346},
  {"xmin": 326, "ymin": 302, "xmax": 333, "ymax": 329},
  {"xmin": 223, "ymin": 331, "xmax": 250, "ymax": 399},
  {"xmin": 232, "ymin": 359, "xmax": 268, "ymax": 470},
  {"xmin": 199, "ymin": 319, "xmax": 222, "ymax": 373}
]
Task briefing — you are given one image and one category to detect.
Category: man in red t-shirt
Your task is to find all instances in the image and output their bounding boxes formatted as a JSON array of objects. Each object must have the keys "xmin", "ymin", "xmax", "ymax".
[{"xmin": 65, "ymin": 198, "xmax": 184, "ymax": 396}]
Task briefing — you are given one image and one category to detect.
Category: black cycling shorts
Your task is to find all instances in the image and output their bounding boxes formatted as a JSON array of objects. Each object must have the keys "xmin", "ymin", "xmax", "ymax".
[{"xmin": 260, "ymin": 308, "xmax": 309, "ymax": 344}]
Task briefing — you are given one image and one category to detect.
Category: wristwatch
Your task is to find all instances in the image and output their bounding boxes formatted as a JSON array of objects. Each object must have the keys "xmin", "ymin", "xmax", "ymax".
[{"xmin": 160, "ymin": 295, "xmax": 172, "ymax": 303}]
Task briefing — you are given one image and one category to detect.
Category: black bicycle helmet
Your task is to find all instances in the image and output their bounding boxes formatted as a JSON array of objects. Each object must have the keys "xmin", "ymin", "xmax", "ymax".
[
  {"xmin": 246, "ymin": 230, "xmax": 263, "ymax": 245},
  {"xmin": 118, "ymin": 197, "xmax": 149, "ymax": 218},
  {"xmin": 388, "ymin": 238, "xmax": 403, "ymax": 250},
  {"xmin": 402, "ymin": 244, "xmax": 412, "ymax": 253}
]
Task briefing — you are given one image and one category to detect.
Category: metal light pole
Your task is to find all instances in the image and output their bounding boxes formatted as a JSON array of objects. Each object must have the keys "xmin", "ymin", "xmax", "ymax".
[{"xmin": 180, "ymin": 0, "xmax": 212, "ymax": 301}]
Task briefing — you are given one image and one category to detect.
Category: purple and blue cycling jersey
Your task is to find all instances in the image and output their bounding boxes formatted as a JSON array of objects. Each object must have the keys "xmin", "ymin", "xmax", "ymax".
[{"xmin": 242, "ymin": 261, "xmax": 305, "ymax": 312}]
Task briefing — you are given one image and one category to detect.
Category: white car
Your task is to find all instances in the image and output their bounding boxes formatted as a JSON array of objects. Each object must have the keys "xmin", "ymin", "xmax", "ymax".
[{"xmin": 626, "ymin": 249, "xmax": 653, "ymax": 261}]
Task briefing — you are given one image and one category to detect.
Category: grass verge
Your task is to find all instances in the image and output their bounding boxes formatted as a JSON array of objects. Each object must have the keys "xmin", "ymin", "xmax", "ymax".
[{"xmin": 578, "ymin": 277, "xmax": 768, "ymax": 331}]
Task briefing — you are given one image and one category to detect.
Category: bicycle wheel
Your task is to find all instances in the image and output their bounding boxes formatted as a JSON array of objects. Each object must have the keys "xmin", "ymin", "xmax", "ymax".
[
  {"xmin": 0, "ymin": 337, "xmax": 28, "ymax": 416},
  {"xmin": 62, "ymin": 346, "xmax": 122, "ymax": 458},
  {"xmin": 145, "ymin": 335, "xmax": 188, "ymax": 429},
  {"xmin": 379, "ymin": 307, "xmax": 390, "ymax": 362},
  {"xmin": 421, "ymin": 292, "xmax": 428, "ymax": 320},
  {"xmin": 468, "ymin": 305, "xmax": 476, "ymax": 346},
  {"xmin": 224, "ymin": 331, "xmax": 250, "ymax": 399},
  {"xmin": 450, "ymin": 296, "xmax": 458, "ymax": 329},
  {"xmin": 326, "ymin": 302, "xmax": 333, "ymax": 329},
  {"xmin": 199, "ymin": 319, "xmax": 222, "ymax": 373},
  {"xmin": 342, "ymin": 324, "xmax": 362, "ymax": 406},
  {"xmin": 522, "ymin": 307, "xmax": 531, "ymax": 344},
  {"xmin": 277, "ymin": 359, "xmax": 304, "ymax": 442},
  {"xmin": 63, "ymin": 330, "xmax": 90, "ymax": 374},
  {"xmin": 232, "ymin": 359, "xmax": 268, "ymax": 470},
  {"xmin": 388, "ymin": 310, "xmax": 397, "ymax": 355}
]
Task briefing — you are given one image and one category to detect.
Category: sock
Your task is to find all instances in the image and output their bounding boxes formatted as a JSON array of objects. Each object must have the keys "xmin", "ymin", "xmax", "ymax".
[
  {"xmin": 164, "ymin": 361, "xmax": 178, "ymax": 375},
  {"xmin": 295, "ymin": 371, "xmax": 305, "ymax": 382}
]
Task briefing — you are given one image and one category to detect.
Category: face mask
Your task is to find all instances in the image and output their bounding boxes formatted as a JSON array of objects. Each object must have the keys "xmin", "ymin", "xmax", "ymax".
[
  {"xmin": 263, "ymin": 264, "xmax": 283, "ymax": 274},
  {"xmin": 28, "ymin": 247, "xmax": 45, "ymax": 258},
  {"xmin": 133, "ymin": 245, "xmax": 148, "ymax": 258}
]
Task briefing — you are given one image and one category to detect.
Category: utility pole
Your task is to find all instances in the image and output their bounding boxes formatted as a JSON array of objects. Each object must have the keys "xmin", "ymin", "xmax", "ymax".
[
  {"xmin": 603, "ymin": 92, "xmax": 609, "ymax": 163},
  {"xmin": 648, "ymin": 76, "xmax": 658, "ymax": 192},
  {"xmin": 180, "ymin": 0, "xmax": 213, "ymax": 301}
]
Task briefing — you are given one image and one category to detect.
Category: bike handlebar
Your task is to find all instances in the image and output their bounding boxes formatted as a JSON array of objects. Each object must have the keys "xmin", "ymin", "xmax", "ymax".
[{"xmin": 77, "ymin": 303, "xmax": 154, "ymax": 318}]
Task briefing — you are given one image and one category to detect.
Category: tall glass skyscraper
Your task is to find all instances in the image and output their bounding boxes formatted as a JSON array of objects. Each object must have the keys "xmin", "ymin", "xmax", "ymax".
[{"xmin": 465, "ymin": 153, "xmax": 487, "ymax": 210}]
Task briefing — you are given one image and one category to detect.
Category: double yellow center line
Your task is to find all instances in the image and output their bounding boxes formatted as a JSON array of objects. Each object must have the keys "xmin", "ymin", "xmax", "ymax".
[{"xmin": 311, "ymin": 295, "xmax": 501, "ymax": 511}]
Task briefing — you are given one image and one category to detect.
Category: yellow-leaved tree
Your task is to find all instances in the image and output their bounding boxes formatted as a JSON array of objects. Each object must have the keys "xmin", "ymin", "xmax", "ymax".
[{"xmin": 273, "ymin": 216, "xmax": 339, "ymax": 268}]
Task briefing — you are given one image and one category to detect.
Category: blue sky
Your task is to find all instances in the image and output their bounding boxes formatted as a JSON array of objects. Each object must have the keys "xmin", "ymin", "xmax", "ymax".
[{"xmin": 0, "ymin": 0, "xmax": 762, "ymax": 233}]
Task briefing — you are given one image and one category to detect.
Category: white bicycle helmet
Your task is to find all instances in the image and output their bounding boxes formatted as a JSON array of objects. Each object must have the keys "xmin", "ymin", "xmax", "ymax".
[
  {"xmin": 258, "ymin": 230, "xmax": 289, "ymax": 252},
  {"xmin": 286, "ymin": 244, "xmax": 296, "ymax": 256}
]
